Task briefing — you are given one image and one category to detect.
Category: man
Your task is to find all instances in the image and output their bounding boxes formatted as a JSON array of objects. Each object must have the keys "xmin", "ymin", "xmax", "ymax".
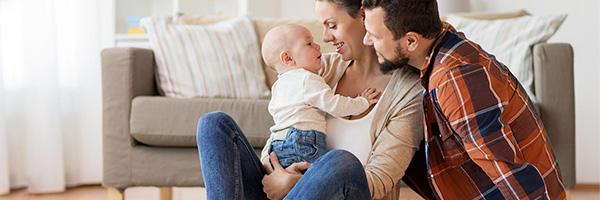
[{"xmin": 361, "ymin": 0, "xmax": 567, "ymax": 199}]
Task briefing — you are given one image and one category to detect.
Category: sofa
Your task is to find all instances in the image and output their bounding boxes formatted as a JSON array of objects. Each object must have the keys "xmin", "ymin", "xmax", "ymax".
[{"xmin": 101, "ymin": 12, "xmax": 576, "ymax": 199}]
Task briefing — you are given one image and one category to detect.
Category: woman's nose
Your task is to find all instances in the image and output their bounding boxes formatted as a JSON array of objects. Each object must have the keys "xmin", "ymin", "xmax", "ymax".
[
  {"xmin": 322, "ymin": 31, "xmax": 333, "ymax": 43},
  {"xmin": 315, "ymin": 44, "xmax": 321, "ymax": 51}
]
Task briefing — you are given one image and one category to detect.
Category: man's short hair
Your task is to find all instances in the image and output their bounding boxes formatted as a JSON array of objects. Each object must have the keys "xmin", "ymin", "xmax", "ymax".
[{"xmin": 362, "ymin": 0, "xmax": 443, "ymax": 39}]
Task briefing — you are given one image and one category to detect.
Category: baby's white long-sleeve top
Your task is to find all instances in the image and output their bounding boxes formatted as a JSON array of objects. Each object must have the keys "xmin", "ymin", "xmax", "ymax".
[{"xmin": 268, "ymin": 68, "xmax": 370, "ymax": 140}]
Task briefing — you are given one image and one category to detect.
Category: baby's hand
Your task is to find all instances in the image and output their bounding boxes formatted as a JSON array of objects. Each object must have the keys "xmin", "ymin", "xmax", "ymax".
[{"xmin": 360, "ymin": 88, "xmax": 380, "ymax": 105}]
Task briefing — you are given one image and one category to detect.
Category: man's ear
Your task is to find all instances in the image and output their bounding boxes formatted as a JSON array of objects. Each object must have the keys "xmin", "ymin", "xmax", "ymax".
[
  {"xmin": 280, "ymin": 51, "xmax": 294, "ymax": 66},
  {"xmin": 405, "ymin": 32, "xmax": 419, "ymax": 52}
]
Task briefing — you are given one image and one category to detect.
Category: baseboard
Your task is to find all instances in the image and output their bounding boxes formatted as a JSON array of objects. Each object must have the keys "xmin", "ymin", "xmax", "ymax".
[{"xmin": 574, "ymin": 184, "xmax": 600, "ymax": 191}]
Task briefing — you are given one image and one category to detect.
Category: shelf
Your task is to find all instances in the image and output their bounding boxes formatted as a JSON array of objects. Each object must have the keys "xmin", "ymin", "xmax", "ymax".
[
  {"xmin": 114, "ymin": 34, "xmax": 150, "ymax": 48},
  {"xmin": 115, "ymin": 34, "xmax": 148, "ymax": 41}
]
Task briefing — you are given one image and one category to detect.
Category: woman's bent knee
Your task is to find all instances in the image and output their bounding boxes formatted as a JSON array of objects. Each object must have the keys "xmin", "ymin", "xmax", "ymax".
[
  {"xmin": 319, "ymin": 149, "xmax": 363, "ymax": 173},
  {"xmin": 196, "ymin": 111, "xmax": 234, "ymax": 144},
  {"xmin": 198, "ymin": 111, "xmax": 233, "ymax": 126}
]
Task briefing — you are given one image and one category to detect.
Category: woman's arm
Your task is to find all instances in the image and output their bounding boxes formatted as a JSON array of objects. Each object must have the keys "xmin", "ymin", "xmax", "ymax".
[{"xmin": 364, "ymin": 90, "xmax": 424, "ymax": 199}]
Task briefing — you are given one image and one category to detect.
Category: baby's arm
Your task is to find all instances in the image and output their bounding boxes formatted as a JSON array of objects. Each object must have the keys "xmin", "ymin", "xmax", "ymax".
[{"xmin": 303, "ymin": 74, "xmax": 379, "ymax": 117}]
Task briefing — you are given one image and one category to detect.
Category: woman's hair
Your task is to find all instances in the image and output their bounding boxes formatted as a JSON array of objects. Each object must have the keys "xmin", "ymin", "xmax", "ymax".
[
  {"xmin": 363, "ymin": 0, "xmax": 442, "ymax": 39},
  {"xmin": 316, "ymin": 0, "xmax": 362, "ymax": 18}
]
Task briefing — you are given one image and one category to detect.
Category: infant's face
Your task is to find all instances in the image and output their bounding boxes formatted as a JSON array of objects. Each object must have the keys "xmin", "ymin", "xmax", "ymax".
[{"xmin": 288, "ymin": 28, "xmax": 322, "ymax": 74}]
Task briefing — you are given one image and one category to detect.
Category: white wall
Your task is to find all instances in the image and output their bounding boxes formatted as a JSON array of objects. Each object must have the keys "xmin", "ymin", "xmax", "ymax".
[
  {"xmin": 279, "ymin": 0, "xmax": 316, "ymax": 19},
  {"xmin": 246, "ymin": 0, "xmax": 315, "ymax": 19},
  {"xmin": 246, "ymin": 0, "xmax": 280, "ymax": 18},
  {"xmin": 470, "ymin": 0, "xmax": 600, "ymax": 184}
]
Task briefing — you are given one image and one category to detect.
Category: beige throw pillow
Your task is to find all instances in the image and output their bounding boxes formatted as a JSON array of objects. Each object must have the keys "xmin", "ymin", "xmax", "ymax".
[{"xmin": 141, "ymin": 16, "xmax": 271, "ymax": 98}]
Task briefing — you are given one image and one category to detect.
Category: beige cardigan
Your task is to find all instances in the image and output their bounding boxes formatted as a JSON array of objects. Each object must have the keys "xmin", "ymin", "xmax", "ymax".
[{"xmin": 260, "ymin": 53, "xmax": 424, "ymax": 200}]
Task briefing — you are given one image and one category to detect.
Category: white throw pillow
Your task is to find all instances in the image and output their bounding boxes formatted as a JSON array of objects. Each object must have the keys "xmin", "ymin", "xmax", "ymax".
[
  {"xmin": 141, "ymin": 16, "xmax": 270, "ymax": 98},
  {"xmin": 446, "ymin": 14, "xmax": 566, "ymax": 98}
]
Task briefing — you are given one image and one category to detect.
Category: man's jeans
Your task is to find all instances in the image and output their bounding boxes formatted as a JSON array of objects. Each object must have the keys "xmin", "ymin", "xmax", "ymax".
[{"xmin": 196, "ymin": 111, "xmax": 371, "ymax": 200}]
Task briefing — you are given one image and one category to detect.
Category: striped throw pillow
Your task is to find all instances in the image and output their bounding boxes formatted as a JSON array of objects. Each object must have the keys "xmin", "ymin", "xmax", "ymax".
[{"xmin": 141, "ymin": 16, "xmax": 270, "ymax": 98}]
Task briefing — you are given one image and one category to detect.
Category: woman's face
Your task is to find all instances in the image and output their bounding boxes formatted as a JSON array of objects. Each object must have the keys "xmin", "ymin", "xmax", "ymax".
[{"xmin": 315, "ymin": 1, "xmax": 367, "ymax": 61}]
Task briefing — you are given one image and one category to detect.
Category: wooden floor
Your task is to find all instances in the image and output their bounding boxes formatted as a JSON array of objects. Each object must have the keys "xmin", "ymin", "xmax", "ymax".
[{"xmin": 0, "ymin": 185, "xmax": 598, "ymax": 200}]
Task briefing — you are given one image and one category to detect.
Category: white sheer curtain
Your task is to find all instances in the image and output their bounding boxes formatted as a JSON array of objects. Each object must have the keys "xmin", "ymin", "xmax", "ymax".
[{"xmin": 0, "ymin": 0, "xmax": 110, "ymax": 194}]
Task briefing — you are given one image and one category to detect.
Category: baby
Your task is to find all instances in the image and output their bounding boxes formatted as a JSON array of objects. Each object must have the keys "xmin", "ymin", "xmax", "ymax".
[{"xmin": 260, "ymin": 24, "xmax": 379, "ymax": 170}]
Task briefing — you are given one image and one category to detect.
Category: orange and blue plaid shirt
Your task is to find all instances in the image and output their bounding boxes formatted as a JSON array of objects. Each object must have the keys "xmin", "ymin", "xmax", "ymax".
[{"xmin": 420, "ymin": 23, "xmax": 566, "ymax": 200}]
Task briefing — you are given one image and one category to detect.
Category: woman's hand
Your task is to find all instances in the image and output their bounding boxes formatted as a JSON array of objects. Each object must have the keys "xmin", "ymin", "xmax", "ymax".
[
  {"xmin": 262, "ymin": 152, "xmax": 311, "ymax": 200},
  {"xmin": 262, "ymin": 156, "xmax": 273, "ymax": 175}
]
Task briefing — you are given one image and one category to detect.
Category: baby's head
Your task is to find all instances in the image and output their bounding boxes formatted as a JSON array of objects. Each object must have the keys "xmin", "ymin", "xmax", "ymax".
[{"xmin": 261, "ymin": 24, "xmax": 322, "ymax": 74}]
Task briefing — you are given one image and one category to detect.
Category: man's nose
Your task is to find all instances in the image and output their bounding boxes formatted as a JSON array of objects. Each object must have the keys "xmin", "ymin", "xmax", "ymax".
[{"xmin": 363, "ymin": 34, "xmax": 372, "ymax": 46}]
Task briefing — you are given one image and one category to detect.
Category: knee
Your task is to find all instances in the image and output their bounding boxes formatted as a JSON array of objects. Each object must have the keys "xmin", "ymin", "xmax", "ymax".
[
  {"xmin": 196, "ymin": 111, "xmax": 233, "ymax": 143},
  {"xmin": 319, "ymin": 149, "xmax": 363, "ymax": 175},
  {"xmin": 198, "ymin": 111, "xmax": 233, "ymax": 127}
]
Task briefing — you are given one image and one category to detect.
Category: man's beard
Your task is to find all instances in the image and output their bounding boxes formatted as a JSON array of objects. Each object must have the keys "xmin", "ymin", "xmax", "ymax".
[{"xmin": 379, "ymin": 46, "xmax": 409, "ymax": 74}]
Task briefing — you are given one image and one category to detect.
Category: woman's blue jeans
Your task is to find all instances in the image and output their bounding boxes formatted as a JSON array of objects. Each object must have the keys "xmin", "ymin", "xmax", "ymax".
[{"xmin": 196, "ymin": 111, "xmax": 371, "ymax": 200}]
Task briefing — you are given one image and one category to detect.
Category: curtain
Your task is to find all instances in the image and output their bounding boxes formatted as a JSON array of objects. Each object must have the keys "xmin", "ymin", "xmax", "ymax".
[{"xmin": 0, "ymin": 0, "xmax": 110, "ymax": 194}]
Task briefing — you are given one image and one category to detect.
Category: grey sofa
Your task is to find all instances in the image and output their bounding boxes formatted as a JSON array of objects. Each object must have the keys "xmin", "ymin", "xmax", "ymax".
[{"xmin": 101, "ymin": 16, "xmax": 576, "ymax": 199}]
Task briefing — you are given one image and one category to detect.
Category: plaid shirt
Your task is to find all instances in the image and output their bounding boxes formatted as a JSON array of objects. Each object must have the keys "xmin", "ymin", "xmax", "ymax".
[{"xmin": 420, "ymin": 23, "xmax": 566, "ymax": 200}]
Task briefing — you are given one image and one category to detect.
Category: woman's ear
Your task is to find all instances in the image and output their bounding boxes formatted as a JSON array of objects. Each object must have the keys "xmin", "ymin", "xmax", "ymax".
[{"xmin": 280, "ymin": 51, "xmax": 294, "ymax": 66}]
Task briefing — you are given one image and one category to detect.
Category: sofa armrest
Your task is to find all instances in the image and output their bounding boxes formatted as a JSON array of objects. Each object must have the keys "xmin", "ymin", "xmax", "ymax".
[
  {"xmin": 532, "ymin": 43, "xmax": 575, "ymax": 188},
  {"xmin": 101, "ymin": 47, "xmax": 157, "ymax": 188}
]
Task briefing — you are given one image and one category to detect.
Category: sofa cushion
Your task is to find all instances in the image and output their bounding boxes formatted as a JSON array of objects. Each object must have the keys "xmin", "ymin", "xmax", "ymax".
[
  {"xmin": 445, "ymin": 9, "xmax": 529, "ymax": 21},
  {"xmin": 130, "ymin": 96, "xmax": 273, "ymax": 148}
]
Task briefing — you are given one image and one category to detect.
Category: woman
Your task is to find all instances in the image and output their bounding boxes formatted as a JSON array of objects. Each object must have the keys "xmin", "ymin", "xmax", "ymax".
[{"xmin": 196, "ymin": 0, "xmax": 425, "ymax": 199}]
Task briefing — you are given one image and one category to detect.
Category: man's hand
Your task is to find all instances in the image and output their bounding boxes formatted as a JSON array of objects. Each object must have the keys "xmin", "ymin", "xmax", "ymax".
[{"xmin": 262, "ymin": 152, "xmax": 311, "ymax": 200}]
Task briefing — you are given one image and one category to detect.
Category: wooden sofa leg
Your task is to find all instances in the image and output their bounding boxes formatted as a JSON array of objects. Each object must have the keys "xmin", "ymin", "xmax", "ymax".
[
  {"xmin": 107, "ymin": 187, "xmax": 124, "ymax": 200},
  {"xmin": 159, "ymin": 187, "xmax": 172, "ymax": 200}
]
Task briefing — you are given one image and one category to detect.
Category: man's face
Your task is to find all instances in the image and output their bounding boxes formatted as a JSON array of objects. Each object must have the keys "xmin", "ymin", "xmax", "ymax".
[{"xmin": 363, "ymin": 7, "xmax": 410, "ymax": 72}]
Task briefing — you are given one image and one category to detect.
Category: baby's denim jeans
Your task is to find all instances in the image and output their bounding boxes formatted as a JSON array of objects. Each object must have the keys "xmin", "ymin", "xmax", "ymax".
[{"xmin": 269, "ymin": 127, "xmax": 328, "ymax": 169}]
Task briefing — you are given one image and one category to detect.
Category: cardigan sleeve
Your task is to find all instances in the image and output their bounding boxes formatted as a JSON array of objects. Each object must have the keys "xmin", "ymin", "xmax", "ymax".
[{"xmin": 363, "ymin": 69, "xmax": 425, "ymax": 199}]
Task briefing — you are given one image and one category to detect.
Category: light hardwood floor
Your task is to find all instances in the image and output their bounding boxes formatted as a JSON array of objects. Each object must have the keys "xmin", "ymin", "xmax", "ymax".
[{"xmin": 0, "ymin": 185, "xmax": 598, "ymax": 200}]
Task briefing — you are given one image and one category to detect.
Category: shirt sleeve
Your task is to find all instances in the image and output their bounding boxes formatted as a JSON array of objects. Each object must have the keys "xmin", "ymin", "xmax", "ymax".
[
  {"xmin": 364, "ymin": 89, "xmax": 424, "ymax": 199},
  {"xmin": 435, "ymin": 64, "xmax": 534, "ymax": 198},
  {"xmin": 302, "ymin": 74, "xmax": 370, "ymax": 117}
]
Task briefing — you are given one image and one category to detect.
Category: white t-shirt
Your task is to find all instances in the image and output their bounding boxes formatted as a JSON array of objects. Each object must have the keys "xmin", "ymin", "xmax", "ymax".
[
  {"xmin": 326, "ymin": 89, "xmax": 384, "ymax": 166},
  {"xmin": 268, "ymin": 68, "xmax": 370, "ymax": 140}
]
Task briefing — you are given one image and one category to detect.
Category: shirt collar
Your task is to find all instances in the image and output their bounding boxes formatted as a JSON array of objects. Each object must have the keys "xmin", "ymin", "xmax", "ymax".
[{"xmin": 420, "ymin": 22, "xmax": 454, "ymax": 78}]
